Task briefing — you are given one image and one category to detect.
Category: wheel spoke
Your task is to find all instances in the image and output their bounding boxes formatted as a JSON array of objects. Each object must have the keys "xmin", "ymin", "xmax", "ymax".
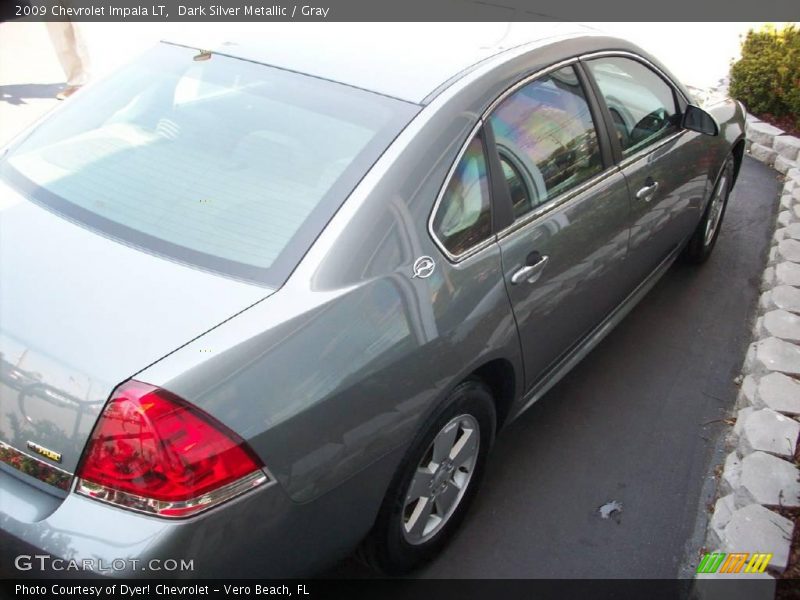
[
  {"xmin": 434, "ymin": 481, "xmax": 460, "ymax": 516},
  {"xmin": 405, "ymin": 497, "xmax": 433, "ymax": 539},
  {"xmin": 401, "ymin": 413, "xmax": 481, "ymax": 545},
  {"xmin": 450, "ymin": 427, "xmax": 478, "ymax": 469},
  {"xmin": 405, "ymin": 469, "xmax": 434, "ymax": 502},
  {"xmin": 704, "ymin": 173, "xmax": 728, "ymax": 246},
  {"xmin": 432, "ymin": 423, "xmax": 458, "ymax": 464}
]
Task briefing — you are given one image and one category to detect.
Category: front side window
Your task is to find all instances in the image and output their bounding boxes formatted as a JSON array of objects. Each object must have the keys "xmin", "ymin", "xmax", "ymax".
[
  {"xmin": 487, "ymin": 65, "xmax": 603, "ymax": 218},
  {"xmin": 0, "ymin": 43, "xmax": 417, "ymax": 285},
  {"xmin": 586, "ymin": 56, "xmax": 680, "ymax": 156},
  {"xmin": 432, "ymin": 135, "xmax": 492, "ymax": 257}
]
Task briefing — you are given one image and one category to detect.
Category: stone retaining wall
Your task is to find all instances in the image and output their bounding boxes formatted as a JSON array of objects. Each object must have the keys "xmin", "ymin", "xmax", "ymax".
[
  {"xmin": 699, "ymin": 159, "xmax": 800, "ymax": 582},
  {"xmin": 747, "ymin": 118, "xmax": 800, "ymax": 175}
]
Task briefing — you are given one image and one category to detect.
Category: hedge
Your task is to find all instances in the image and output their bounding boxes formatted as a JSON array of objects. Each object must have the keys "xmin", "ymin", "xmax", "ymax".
[{"xmin": 729, "ymin": 25, "xmax": 800, "ymax": 128}]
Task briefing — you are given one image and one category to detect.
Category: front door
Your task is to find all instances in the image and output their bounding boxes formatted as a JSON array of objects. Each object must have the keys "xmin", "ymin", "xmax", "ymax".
[{"xmin": 583, "ymin": 55, "xmax": 709, "ymax": 287}]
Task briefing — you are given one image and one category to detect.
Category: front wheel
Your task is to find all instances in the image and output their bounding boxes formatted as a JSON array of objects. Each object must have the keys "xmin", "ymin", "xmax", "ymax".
[
  {"xmin": 681, "ymin": 156, "xmax": 734, "ymax": 264},
  {"xmin": 359, "ymin": 380, "xmax": 496, "ymax": 574}
]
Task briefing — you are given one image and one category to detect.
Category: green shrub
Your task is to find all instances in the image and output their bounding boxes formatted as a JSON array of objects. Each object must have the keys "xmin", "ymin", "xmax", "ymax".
[{"xmin": 729, "ymin": 24, "xmax": 800, "ymax": 127}]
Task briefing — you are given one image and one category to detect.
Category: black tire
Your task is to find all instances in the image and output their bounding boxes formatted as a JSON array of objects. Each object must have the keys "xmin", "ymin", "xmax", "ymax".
[
  {"xmin": 360, "ymin": 379, "xmax": 496, "ymax": 575},
  {"xmin": 681, "ymin": 156, "xmax": 735, "ymax": 264}
]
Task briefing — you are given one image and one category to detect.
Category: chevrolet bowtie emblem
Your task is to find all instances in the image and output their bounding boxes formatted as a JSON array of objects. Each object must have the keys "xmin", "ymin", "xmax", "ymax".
[{"xmin": 412, "ymin": 256, "xmax": 436, "ymax": 279}]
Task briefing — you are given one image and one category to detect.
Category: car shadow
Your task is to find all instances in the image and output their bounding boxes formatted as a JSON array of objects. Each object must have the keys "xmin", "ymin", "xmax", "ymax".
[{"xmin": 0, "ymin": 83, "xmax": 63, "ymax": 105}]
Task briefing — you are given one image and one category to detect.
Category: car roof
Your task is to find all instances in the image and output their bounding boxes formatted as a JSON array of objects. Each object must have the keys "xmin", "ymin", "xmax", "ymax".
[{"xmin": 162, "ymin": 23, "xmax": 597, "ymax": 104}]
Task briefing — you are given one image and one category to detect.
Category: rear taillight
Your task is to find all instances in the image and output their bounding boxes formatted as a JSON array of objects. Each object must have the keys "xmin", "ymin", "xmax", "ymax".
[{"xmin": 75, "ymin": 380, "xmax": 267, "ymax": 518}]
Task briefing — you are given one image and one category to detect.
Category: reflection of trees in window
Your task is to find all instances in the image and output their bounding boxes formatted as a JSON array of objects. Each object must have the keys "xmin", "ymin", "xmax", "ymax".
[{"xmin": 488, "ymin": 66, "xmax": 602, "ymax": 214}]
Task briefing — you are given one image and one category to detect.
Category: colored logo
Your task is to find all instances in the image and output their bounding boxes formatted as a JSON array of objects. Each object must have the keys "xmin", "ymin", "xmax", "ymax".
[
  {"xmin": 696, "ymin": 552, "xmax": 772, "ymax": 574},
  {"xmin": 26, "ymin": 441, "xmax": 62, "ymax": 463}
]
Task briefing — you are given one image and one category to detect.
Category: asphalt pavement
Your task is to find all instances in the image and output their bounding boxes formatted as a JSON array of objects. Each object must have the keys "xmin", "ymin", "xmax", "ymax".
[{"xmin": 327, "ymin": 156, "xmax": 782, "ymax": 579}]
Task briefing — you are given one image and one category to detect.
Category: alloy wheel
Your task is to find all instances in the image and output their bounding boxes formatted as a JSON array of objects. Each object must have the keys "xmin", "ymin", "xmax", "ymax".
[
  {"xmin": 401, "ymin": 414, "xmax": 480, "ymax": 545},
  {"xmin": 704, "ymin": 172, "xmax": 728, "ymax": 247}
]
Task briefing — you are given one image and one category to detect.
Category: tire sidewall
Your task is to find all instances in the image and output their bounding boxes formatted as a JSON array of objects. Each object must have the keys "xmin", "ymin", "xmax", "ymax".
[
  {"xmin": 702, "ymin": 158, "xmax": 734, "ymax": 253},
  {"xmin": 371, "ymin": 380, "xmax": 496, "ymax": 574},
  {"xmin": 682, "ymin": 156, "xmax": 734, "ymax": 263}
]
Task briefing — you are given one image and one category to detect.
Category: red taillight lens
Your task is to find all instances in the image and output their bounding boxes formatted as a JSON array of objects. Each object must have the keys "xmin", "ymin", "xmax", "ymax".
[{"xmin": 76, "ymin": 380, "xmax": 266, "ymax": 518}]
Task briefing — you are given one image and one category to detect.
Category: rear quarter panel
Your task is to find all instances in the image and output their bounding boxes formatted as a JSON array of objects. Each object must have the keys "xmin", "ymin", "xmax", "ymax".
[{"xmin": 135, "ymin": 97, "xmax": 523, "ymax": 513}]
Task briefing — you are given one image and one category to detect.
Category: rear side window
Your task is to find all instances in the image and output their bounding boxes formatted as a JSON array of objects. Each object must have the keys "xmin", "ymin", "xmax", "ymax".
[
  {"xmin": 1, "ymin": 43, "xmax": 417, "ymax": 286},
  {"xmin": 586, "ymin": 56, "xmax": 680, "ymax": 156},
  {"xmin": 487, "ymin": 65, "xmax": 603, "ymax": 218},
  {"xmin": 431, "ymin": 135, "xmax": 492, "ymax": 257}
]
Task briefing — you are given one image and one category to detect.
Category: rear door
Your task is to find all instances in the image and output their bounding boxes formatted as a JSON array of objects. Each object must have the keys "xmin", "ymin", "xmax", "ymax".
[
  {"xmin": 582, "ymin": 54, "xmax": 709, "ymax": 287},
  {"xmin": 486, "ymin": 63, "xmax": 633, "ymax": 392}
]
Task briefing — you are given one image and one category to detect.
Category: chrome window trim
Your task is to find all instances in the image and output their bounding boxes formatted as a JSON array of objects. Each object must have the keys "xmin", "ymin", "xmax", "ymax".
[
  {"xmin": 426, "ymin": 120, "xmax": 497, "ymax": 263},
  {"xmin": 579, "ymin": 50, "xmax": 691, "ymax": 172},
  {"xmin": 494, "ymin": 128, "xmax": 685, "ymax": 242},
  {"xmin": 495, "ymin": 167, "xmax": 622, "ymax": 240},
  {"xmin": 480, "ymin": 58, "xmax": 614, "ymax": 242},
  {"xmin": 617, "ymin": 129, "xmax": 686, "ymax": 171},
  {"xmin": 577, "ymin": 50, "xmax": 690, "ymax": 105},
  {"xmin": 428, "ymin": 50, "xmax": 694, "ymax": 261},
  {"xmin": 480, "ymin": 57, "xmax": 579, "ymax": 121},
  {"xmin": 288, "ymin": 33, "xmax": 603, "ymax": 281},
  {"xmin": 428, "ymin": 58, "xmax": 589, "ymax": 264}
]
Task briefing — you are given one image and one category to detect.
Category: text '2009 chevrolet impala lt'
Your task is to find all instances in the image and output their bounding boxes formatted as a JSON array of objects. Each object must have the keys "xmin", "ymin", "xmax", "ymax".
[{"xmin": 0, "ymin": 24, "xmax": 744, "ymax": 576}]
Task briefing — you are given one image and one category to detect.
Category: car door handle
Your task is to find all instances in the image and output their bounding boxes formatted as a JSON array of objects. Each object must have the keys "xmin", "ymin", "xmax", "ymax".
[
  {"xmin": 511, "ymin": 253, "xmax": 549, "ymax": 285},
  {"xmin": 636, "ymin": 179, "xmax": 660, "ymax": 202}
]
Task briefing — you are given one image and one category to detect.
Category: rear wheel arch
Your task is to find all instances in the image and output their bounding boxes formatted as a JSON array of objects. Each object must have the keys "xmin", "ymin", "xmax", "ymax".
[
  {"xmin": 360, "ymin": 377, "xmax": 496, "ymax": 573},
  {"xmin": 471, "ymin": 358, "xmax": 516, "ymax": 431}
]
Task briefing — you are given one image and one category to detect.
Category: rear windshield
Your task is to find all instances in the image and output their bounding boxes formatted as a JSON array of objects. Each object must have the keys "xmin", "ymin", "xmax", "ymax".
[{"xmin": 0, "ymin": 43, "xmax": 417, "ymax": 286}]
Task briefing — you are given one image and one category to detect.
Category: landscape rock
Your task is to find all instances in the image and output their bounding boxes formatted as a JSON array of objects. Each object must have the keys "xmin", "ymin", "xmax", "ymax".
[
  {"xmin": 721, "ymin": 451, "xmax": 742, "ymax": 495},
  {"xmin": 757, "ymin": 372, "xmax": 800, "ymax": 414},
  {"xmin": 748, "ymin": 121, "xmax": 785, "ymax": 146},
  {"xmin": 776, "ymin": 156, "xmax": 798, "ymax": 175},
  {"xmin": 776, "ymin": 261, "xmax": 800, "ymax": 286},
  {"xmin": 778, "ymin": 211, "xmax": 794, "ymax": 228},
  {"xmin": 751, "ymin": 143, "xmax": 777, "ymax": 166},
  {"xmin": 775, "ymin": 136, "xmax": 800, "ymax": 161},
  {"xmin": 761, "ymin": 266, "xmax": 776, "ymax": 290},
  {"xmin": 709, "ymin": 494, "xmax": 736, "ymax": 547},
  {"xmin": 735, "ymin": 451, "xmax": 800, "ymax": 507},
  {"xmin": 778, "ymin": 238, "xmax": 800, "ymax": 263},
  {"xmin": 771, "ymin": 285, "xmax": 800, "ymax": 313},
  {"xmin": 721, "ymin": 504, "xmax": 793, "ymax": 570},
  {"xmin": 737, "ymin": 408, "xmax": 799, "ymax": 458},
  {"xmin": 762, "ymin": 309, "xmax": 800, "ymax": 342},
  {"xmin": 751, "ymin": 337, "xmax": 800, "ymax": 375},
  {"xmin": 738, "ymin": 374, "xmax": 757, "ymax": 408}
]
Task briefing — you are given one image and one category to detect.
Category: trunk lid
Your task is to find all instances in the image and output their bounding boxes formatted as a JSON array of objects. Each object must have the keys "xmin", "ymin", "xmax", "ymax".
[{"xmin": 0, "ymin": 180, "xmax": 271, "ymax": 484}]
